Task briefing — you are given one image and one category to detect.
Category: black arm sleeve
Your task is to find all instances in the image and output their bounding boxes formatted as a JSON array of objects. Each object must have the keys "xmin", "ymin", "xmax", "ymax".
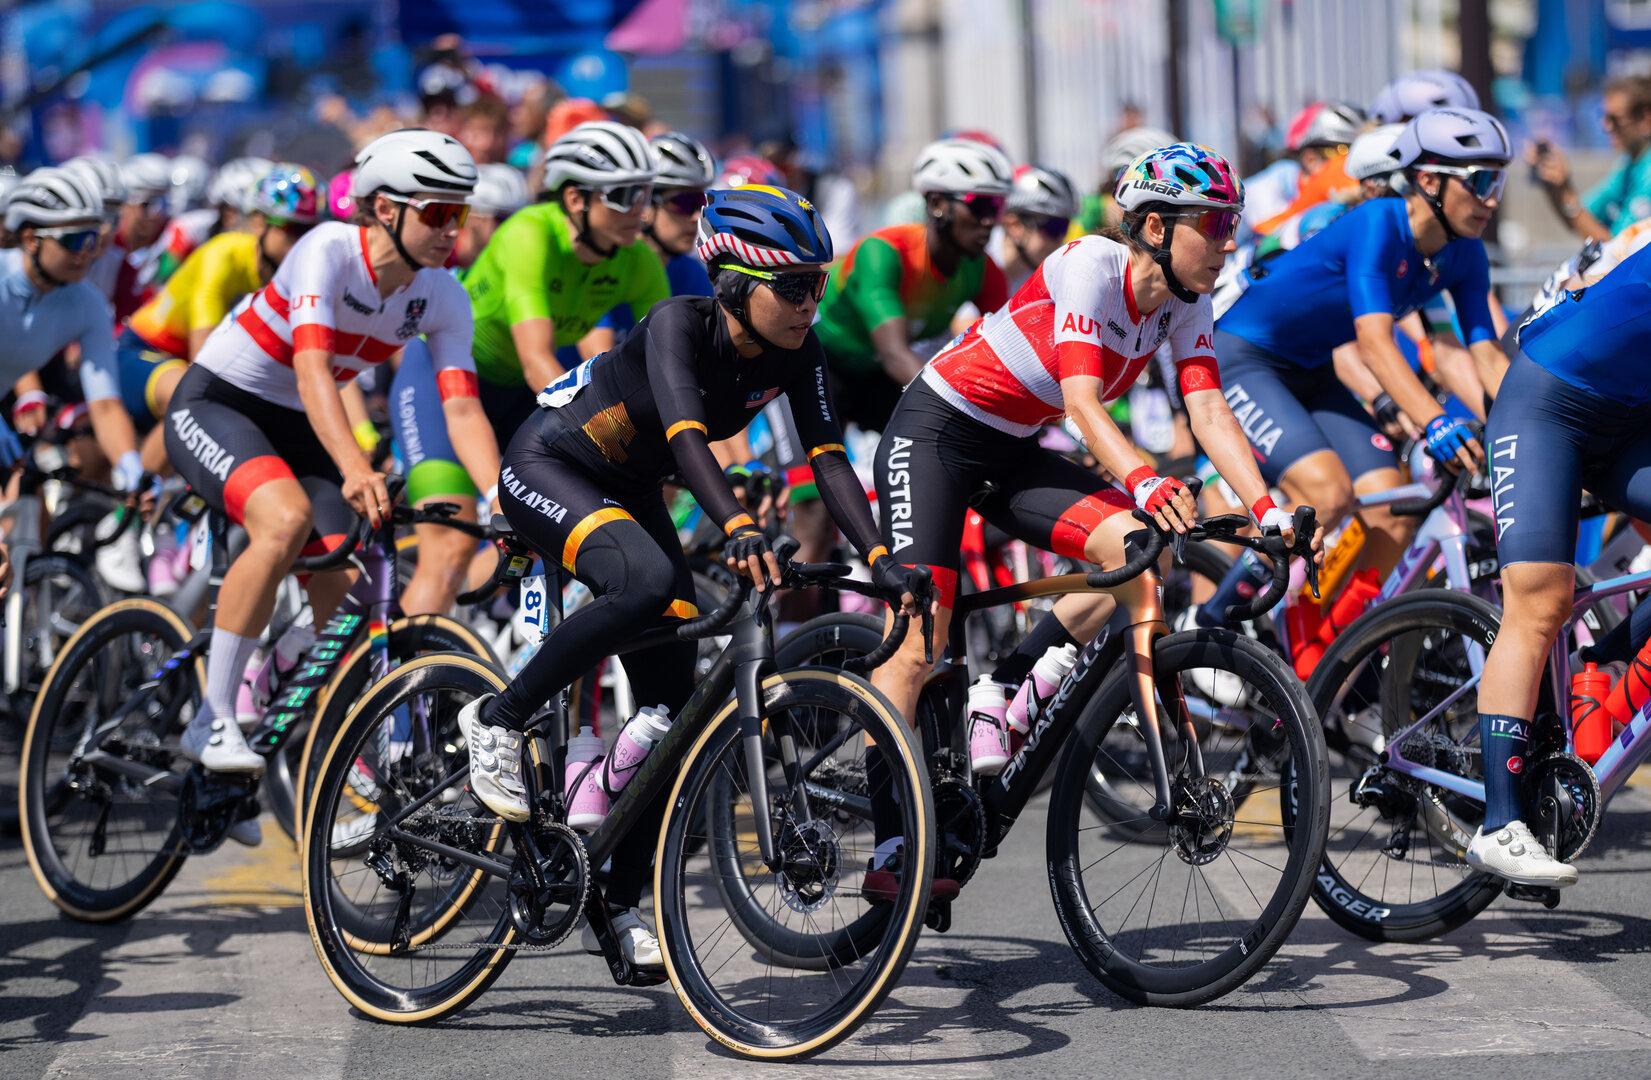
[
  {"xmin": 646, "ymin": 305, "xmax": 755, "ymax": 535},
  {"xmin": 787, "ymin": 341, "xmax": 885, "ymax": 559}
]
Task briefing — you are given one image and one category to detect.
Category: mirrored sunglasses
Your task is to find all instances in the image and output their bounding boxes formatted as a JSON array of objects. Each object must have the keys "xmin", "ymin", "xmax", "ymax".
[
  {"xmin": 655, "ymin": 189, "xmax": 709, "ymax": 217},
  {"xmin": 593, "ymin": 182, "xmax": 653, "ymax": 213},
  {"xmin": 1420, "ymin": 164, "xmax": 1507, "ymax": 202},
  {"xmin": 35, "ymin": 226, "xmax": 101, "ymax": 253},
  {"xmin": 1178, "ymin": 208, "xmax": 1241, "ymax": 242},
  {"xmin": 954, "ymin": 192, "xmax": 1006, "ymax": 220},
  {"xmin": 384, "ymin": 193, "xmax": 471, "ymax": 229}
]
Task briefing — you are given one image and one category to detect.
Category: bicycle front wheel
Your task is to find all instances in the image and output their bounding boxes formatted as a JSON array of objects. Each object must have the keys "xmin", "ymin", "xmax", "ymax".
[
  {"xmin": 1047, "ymin": 628, "xmax": 1328, "ymax": 1006},
  {"xmin": 657, "ymin": 667, "xmax": 933, "ymax": 1060}
]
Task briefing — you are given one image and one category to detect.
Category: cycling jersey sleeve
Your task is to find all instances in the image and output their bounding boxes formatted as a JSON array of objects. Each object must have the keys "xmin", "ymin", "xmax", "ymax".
[
  {"xmin": 76, "ymin": 301, "xmax": 120, "ymax": 403},
  {"xmin": 841, "ymin": 236, "xmax": 907, "ymax": 331},
  {"xmin": 625, "ymin": 249, "xmax": 671, "ymax": 322},
  {"xmin": 974, "ymin": 257, "xmax": 1009, "ymax": 316},
  {"xmin": 783, "ymin": 339, "xmax": 883, "ymax": 560},
  {"xmin": 646, "ymin": 303, "xmax": 753, "ymax": 535},
  {"xmin": 1345, "ymin": 212, "xmax": 1405, "ymax": 321},
  {"xmin": 285, "ymin": 242, "xmax": 340, "ymax": 355},
  {"xmin": 1167, "ymin": 297, "xmax": 1221, "ymax": 397},
  {"xmin": 426, "ymin": 278, "xmax": 480, "ymax": 401},
  {"xmin": 1445, "ymin": 248, "xmax": 1498, "ymax": 347}
]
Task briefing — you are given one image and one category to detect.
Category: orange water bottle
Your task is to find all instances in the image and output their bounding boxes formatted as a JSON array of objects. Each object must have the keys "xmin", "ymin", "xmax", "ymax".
[
  {"xmin": 1286, "ymin": 599, "xmax": 1326, "ymax": 680},
  {"xmin": 1318, "ymin": 567, "xmax": 1383, "ymax": 646},
  {"xmin": 1571, "ymin": 662, "xmax": 1614, "ymax": 765}
]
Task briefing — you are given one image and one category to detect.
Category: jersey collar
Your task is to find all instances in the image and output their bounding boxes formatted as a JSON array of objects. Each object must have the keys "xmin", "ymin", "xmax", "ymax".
[
  {"xmin": 1122, "ymin": 257, "xmax": 1142, "ymax": 323},
  {"xmin": 357, "ymin": 226, "xmax": 379, "ymax": 286}
]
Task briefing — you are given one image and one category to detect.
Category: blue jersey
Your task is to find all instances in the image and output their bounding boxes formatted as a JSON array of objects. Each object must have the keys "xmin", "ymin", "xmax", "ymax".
[
  {"xmin": 1217, "ymin": 198, "xmax": 1498, "ymax": 368},
  {"xmin": 1519, "ymin": 241, "xmax": 1651, "ymax": 407},
  {"xmin": 597, "ymin": 251, "xmax": 714, "ymax": 335},
  {"xmin": 0, "ymin": 266, "xmax": 120, "ymax": 402}
]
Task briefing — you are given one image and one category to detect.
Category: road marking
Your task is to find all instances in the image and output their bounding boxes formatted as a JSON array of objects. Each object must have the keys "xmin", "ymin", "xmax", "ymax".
[{"xmin": 200, "ymin": 821, "xmax": 302, "ymax": 908}]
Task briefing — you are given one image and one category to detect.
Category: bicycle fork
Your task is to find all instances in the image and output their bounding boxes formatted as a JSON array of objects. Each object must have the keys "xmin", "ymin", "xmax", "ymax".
[{"xmin": 1123, "ymin": 570, "xmax": 1184, "ymax": 821}]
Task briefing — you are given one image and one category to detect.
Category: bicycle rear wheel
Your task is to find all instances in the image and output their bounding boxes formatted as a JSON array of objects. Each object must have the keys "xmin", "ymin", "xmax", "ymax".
[
  {"xmin": 657, "ymin": 668, "xmax": 933, "ymax": 1059},
  {"xmin": 20, "ymin": 599, "xmax": 202, "ymax": 921},
  {"xmin": 1047, "ymin": 628, "xmax": 1327, "ymax": 1006}
]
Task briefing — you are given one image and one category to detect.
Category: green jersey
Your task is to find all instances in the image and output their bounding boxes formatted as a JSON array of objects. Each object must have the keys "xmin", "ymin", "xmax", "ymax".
[{"xmin": 464, "ymin": 202, "xmax": 670, "ymax": 386}]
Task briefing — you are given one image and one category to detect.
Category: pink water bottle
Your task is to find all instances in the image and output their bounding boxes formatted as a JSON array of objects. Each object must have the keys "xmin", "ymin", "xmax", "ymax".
[
  {"xmin": 564, "ymin": 726, "xmax": 607, "ymax": 831},
  {"xmin": 1005, "ymin": 643, "xmax": 1079, "ymax": 740},
  {"xmin": 569, "ymin": 706, "xmax": 672, "ymax": 830},
  {"xmin": 967, "ymin": 676, "xmax": 1010, "ymax": 776}
]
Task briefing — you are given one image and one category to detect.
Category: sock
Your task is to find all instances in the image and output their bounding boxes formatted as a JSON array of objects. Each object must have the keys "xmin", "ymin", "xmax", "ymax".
[
  {"xmin": 993, "ymin": 611, "xmax": 1080, "ymax": 688},
  {"xmin": 205, "ymin": 626, "xmax": 261, "ymax": 726},
  {"xmin": 865, "ymin": 749, "xmax": 903, "ymax": 848},
  {"xmin": 1479, "ymin": 712, "xmax": 1529, "ymax": 831},
  {"xmin": 1197, "ymin": 549, "xmax": 1271, "ymax": 628}
]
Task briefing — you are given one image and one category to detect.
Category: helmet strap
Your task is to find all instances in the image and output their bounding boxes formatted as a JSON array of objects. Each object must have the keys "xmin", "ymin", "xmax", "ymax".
[
  {"xmin": 573, "ymin": 200, "xmax": 618, "ymax": 261},
  {"xmin": 644, "ymin": 221, "xmax": 692, "ymax": 258},
  {"xmin": 25, "ymin": 237, "xmax": 68, "ymax": 291},
  {"xmin": 1415, "ymin": 172, "xmax": 1461, "ymax": 244},
  {"xmin": 714, "ymin": 266, "xmax": 777, "ymax": 352},
  {"xmin": 1131, "ymin": 214, "xmax": 1198, "ymax": 304},
  {"xmin": 384, "ymin": 204, "xmax": 423, "ymax": 272},
  {"xmin": 928, "ymin": 200, "xmax": 967, "ymax": 271}
]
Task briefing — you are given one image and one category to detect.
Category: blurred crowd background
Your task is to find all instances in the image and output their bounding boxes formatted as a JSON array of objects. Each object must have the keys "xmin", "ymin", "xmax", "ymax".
[{"xmin": 0, "ymin": 0, "xmax": 1643, "ymax": 275}]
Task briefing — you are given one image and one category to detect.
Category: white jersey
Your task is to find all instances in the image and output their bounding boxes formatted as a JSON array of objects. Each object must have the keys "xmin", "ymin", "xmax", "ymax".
[
  {"xmin": 923, "ymin": 235, "xmax": 1216, "ymax": 437},
  {"xmin": 195, "ymin": 222, "xmax": 476, "ymax": 411}
]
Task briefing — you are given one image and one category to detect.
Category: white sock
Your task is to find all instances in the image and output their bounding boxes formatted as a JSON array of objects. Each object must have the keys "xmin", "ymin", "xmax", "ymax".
[{"xmin": 205, "ymin": 626, "xmax": 260, "ymax": 724}]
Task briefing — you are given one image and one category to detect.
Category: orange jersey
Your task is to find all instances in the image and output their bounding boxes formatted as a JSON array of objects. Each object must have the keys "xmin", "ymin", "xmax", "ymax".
[{"xmin": 1255, "ymin": 157, "xmax": 1356, "ymax": 236}]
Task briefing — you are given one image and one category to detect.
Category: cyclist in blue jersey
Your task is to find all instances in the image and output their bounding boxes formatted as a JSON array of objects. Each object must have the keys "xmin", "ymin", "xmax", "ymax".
[
  {"xmin": 1204, "ymin": 109, "xmax": 1509, "ymax": 608},
  {"xmin": 1466, "ymin": 241, "xmax": 1651, "ymax": 887}
]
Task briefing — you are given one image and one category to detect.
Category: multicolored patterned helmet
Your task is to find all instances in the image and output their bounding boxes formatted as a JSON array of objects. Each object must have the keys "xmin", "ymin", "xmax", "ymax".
[
  {"xmin": 696, "ymin": 185, "xmax": 832, "ymax": 268},
  {"xmin": 1114, "ymin": 143, "xmax": 1243, "ymax": 214},
  {"xmin": 247, "ymin": 164, "xmax": 322, "ymax": 225}
]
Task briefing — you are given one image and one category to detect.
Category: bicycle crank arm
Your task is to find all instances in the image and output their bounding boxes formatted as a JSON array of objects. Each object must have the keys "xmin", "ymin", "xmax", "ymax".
[{"xmin": 80, "ymin": 750, "xmax": 182, "ymax": 793}]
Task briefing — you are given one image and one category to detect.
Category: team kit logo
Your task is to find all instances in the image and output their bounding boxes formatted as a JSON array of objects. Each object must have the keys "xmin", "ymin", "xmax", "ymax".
[{"xmin": 397, "ymin": 297, "xmax": 427, "ymax": 339}]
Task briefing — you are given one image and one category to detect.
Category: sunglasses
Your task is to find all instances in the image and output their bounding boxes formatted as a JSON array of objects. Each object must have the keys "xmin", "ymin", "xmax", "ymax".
[
  {"xmin": 655, "ymin": 188, "xmax": 708, "ymax": 217},
  {"xmin": 1176, "ymin": 208, "xmax": 1241, "ymax": 242},
  {"xmin": 129, "ymin": 196, "xmax": 168, "ymax": 216},
  {"xmin": 953, "ymin": 192, "xmax": 1006, "ymax": 220},
  {"xmin": 726, "ymin": 264, "xmax": 829, "ymax": 305},
  {"xmin": 383, "ymin": 193, "xmax": 471, "ymax": 229},
  {"xmin": 590, "ymin": 182, "xmax": 653, "ymax": 213},
  {"xmin": 35, "ymin": 226, "xmax": 101, "ymax": 253},
  {"xmin": 1417, "ymin": 164, "xmax": 1507, "ymax": 202},
  {"xmin": 1024, "ymin": 214, "xmax": 1072, "ymax": 240}
]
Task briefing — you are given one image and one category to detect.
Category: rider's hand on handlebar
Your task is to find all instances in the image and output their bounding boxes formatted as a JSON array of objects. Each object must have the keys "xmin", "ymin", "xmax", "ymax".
[
  {"xmin": 871, "ymin": 555, "xmax": 925, "ymax": 619},
  {"xmin": 1127, "ymin": 468, "xmax": 1196, "ymax": 535},
  {"xmin": 342, "ymin": 466, "xmax": 391, "ymax": 530},
  {"xmin": 725, "ymin": 526, "xmax": 782, "ymax": 592},
  {"xmin": 10, "ymin": 394, "xmax": 44, "ymax": 438},
  {"xmin": 1424, "ymin": 414, "xmax": 1484, "ymax": 474}
]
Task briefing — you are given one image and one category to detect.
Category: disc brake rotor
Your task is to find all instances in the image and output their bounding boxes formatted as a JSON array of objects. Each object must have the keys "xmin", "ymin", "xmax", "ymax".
[{"xmin": 1170, "ymin": 775, "xmax": 1235, "ymax": 866}]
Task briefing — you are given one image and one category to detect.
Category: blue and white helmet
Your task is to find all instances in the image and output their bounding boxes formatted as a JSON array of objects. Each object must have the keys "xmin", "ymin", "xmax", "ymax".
[{"xmin": 695, "ymin": 185, "xmax": 833, "ymax": 268}]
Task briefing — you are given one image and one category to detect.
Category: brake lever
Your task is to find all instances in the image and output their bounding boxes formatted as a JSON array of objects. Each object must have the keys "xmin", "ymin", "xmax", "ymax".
[{"xmin": 1292, "ymin": 505, "xmax": 1321, "ymax": 601}]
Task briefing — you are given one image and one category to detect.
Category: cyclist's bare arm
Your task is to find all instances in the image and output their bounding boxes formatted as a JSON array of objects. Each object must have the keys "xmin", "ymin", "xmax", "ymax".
[
  {"xmin": 509, "ymin": 316, "xmax": 564, "ymax": 394},
  {"xmin": 869, "ymin": 317, "xmax": 926, "ymax": 385}
]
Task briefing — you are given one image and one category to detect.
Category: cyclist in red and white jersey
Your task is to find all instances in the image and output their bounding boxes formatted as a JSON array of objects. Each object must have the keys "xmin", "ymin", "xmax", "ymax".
[
  {"xmin": 166, "ymin": 129, "xmax": 498, "ymax": 780},
  {"xmin": 870, "ymin": 143, "xmax": 1321, "ymax": 726}
]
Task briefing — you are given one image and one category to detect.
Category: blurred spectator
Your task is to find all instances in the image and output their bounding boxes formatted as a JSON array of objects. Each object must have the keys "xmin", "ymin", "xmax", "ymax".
[
  {"xmin": 603, "ymin": 91, "xmax": 653, "ymax": 130},
  {"xmin": 459, "ymin": 97, "xmax": 512, "ymax": 164},
  {"xmin": 509, "ymin": 83, "xmax": 554, "ymax": 169},
  {"xmin": 544, "ymin": 98, "xmax": 610, "ymax": 143},
  {"xmin": 1530, "ymin": 74, "xmax": 1651, "ymax": 241}
]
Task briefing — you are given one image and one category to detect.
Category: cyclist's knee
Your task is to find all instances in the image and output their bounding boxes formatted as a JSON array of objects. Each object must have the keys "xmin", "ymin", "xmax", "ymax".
[
  {"xmin": 578, "ymin": 532, "xmax": 679, "ymax": 620},
  {"xmin": 251, "ymin": 498, "xmax": 314, "ymax": 557},
  {"xmin": 1284, "ymin": 458, "xmax": 1355, "ymax": 527},
  {"xmin": 1500, "ymin": 563, "xmax": 1574, "ymax": 637}
]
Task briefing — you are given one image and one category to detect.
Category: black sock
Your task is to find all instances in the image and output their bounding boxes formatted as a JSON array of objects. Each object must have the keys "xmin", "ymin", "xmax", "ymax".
[
  {"xmin": 993, "ymin": 611, "xmax": 1081, "ymax": 687},
  {"xmin": 865, "ymin": 749, "xmax": 902, "ymax": 848}
]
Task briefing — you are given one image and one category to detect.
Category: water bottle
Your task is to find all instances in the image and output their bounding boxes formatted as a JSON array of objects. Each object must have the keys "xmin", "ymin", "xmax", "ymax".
[
  {"xmin": 967, "ymin": 675, "xmax": 1010, "ymax": 776},
  {"xmin": 1571, "ymin": 662, "xmax": 1614, "ymax": 766},
  {"xmin": 1005, "ymin": 644, "xmax": 1079, "ymax": 737},
  {"xmin": 564, "ymin": 726, "xmax": 607, "ymax": 831},
  {"xmin": 598, "ymin": 705, "xmax": 673, "ymax": 797}
]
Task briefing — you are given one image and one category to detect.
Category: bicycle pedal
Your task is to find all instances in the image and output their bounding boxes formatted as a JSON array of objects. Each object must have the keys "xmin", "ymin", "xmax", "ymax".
[
  {"xmin": 1504, "ymin": 883, "xmax": 1562, "ymax": 909},
  {"xmin": 924, "ymin": 899, "xmax": 953, "ymax": 933}
]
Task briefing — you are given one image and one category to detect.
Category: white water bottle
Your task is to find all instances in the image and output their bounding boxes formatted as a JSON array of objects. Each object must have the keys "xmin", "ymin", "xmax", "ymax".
[
  {"xmin": 967, "ymin": 675, "xmax": 1011, "ymax": 776},
  {"xmin": 564, "ymin": 726, "xmax": 607, "ymax": 831},
  {"xmin": 1005, "ymin": 643, "xmax": 1079, "ymax": 736}
]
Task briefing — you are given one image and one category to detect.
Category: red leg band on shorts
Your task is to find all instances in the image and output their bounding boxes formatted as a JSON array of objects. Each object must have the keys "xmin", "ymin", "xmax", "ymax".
[
  {"xmin": 300, "ymin": 532, "xmax": 350, "ymax": 558},
  {"xmin": 907, "ymin": 563, "xmax": 959, "ymax": 609},
  {"xmin": 1049, "ymin": 488, "xmax": 1133, "ymax": 561},
  {"xmin": 223, "ymin": 455, "xmax": 296, "ymax": 525}
]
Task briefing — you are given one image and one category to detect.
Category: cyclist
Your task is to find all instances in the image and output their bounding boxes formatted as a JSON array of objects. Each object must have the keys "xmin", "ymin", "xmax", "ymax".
[
  {"xmin": 455, "ymin": 162, "xmax": 530, "ymax": 269},
  {"xmin": 1199, "ymin": 108, "xmax": 1510, "ymax": 622},
  {"xmin": 122, "ymin": 164, "xmax": 324, "ymax": 434},
  {"xmin": 206, "ymin": 156, "xmax": 276, "ymax": 234},
  {"xmin": 111, "ymin": 153, "xmax": 174, "ymax": 322},
  {"xmin": 993, "ymin": 163, "xmax": 1081, "ymax": 293},
  {"xmin": 1369, "ymin": 68, "xmax": 1481, "ymax": 126},
  {"xmin": 813, "ymin": 137, "xmax": 1012, "ymax": 434},
  {"xmin": 457, "ymin": 186, "xmax": 918, "ymax": 968},
  {"xmin": 151, "ymin": 154, "xmax": 217, "ymax": 284},
  {"xmin": 390, "ymin": 121, "xmax": 667, "ymax": 616},
  {"xmin": 1249, "ymin": 101, "xmax": 1366, "ymax": 238},
  {"xmin": 865, "ymin": 142, "xmax": 1308, "ymax": 782},
  {"xmin": 1464, "ymin": 237, "xmax": 1651, "ymax": 888},
  {"xmin": 0, "ymin": 169, "xmax": 145, "ymax": 490},
  {"xmin": 1081, "ymin": 126, "xmax": 1177, "ymax": 234},
  {"xmin": 164, "ymin": 129, "xmax": 480, "ymax": 789}
]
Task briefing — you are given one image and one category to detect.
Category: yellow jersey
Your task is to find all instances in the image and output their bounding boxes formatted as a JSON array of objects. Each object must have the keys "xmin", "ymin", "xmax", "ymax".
[{"xmin": 128, "ymin": 230, "xmax": 262, "ymax": 358}]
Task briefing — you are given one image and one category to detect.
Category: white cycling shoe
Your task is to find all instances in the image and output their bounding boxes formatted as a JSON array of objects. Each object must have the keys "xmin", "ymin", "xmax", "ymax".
[
  {"xmin": 457, "ymin": 694, "xmax": 530, "ymax": 822},
  {"xmin": 582, "ymin": 907, "xmax": 663, "ymax": 970},
  {"xmin": 1465, "ymin": 820, "xmax": 1579, "ymax": 888},
  {"xmin": 95, "ymin": 525, "xmax": 147, "ymax": 595},
  {"xmin": 180, "ymin": 715, "xmax": 265, "ymax": 775}
]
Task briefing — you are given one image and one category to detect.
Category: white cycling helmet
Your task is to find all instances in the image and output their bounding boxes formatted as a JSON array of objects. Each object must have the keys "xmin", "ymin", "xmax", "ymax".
[
  {"xmin": 1388, "ymin": 107, "xmax": 1511, "ymax": 170},
  {"xmin": 210, "ymin": 156, "xmax": 274, "ymax": 212},
  {"xmin": 168, "ymin": 154, "xmax": 211, "ymax": 215},
  {"xmin": 1102, "ymin": 126, "xmax": 1178, "ymax": 184},
  {"xmin": 63, "ymin": 156, "xmax": 127, "ymax": 216},
  {"xmin": 5, "ymin": 166, "xmax": 104, "ymax": 231},
  {"xmin": 468, "ymin": 163, "xmax": 530, "ymax": 217},
  {"xmin": 1370, "ymin": 69, "xmax": 1480, "ymax": 125},
  {"xmin": 649, "ymin": 131, "xmax": 716, "ymax": 189},
  {"xmin": 121, "ymin": 152, "xmax": 173, "ymax": 201},
  {"xmin": 913, "ymin": 138, "xmax": 1013, "ymax": 196},
  {"xmin": 352, "ymin": 128, "xmax": 478, "ymax": 199},
  {"xmin": 1346, "ymin": 123, "xmax": 1407, "ymax": 181},
  {"xmin": 1285, "ymin": 101, "xmax": 1366, "ymax": 151},
  {"xmin": 541, "ymin": 121, "xmax": 655, "ymax": 194},
  {"xmin": 1007, "ymin": 163, "xmax": 1079, "ymax": 219}
]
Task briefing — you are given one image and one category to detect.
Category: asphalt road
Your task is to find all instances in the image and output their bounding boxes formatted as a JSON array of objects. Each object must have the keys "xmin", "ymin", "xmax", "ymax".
[{"xmin": 5, "ymin": 785, "xmax": 1651, "ymax": 1080}]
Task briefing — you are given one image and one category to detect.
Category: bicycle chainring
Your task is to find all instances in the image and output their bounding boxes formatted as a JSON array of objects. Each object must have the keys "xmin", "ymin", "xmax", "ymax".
[
  {"xmin": 508, "ymin": 821, "xmax": 589, "ymax": 945},
  {"xmin": 1521, "ymin": 752, "xmax": 1602, "ymax": 863},
  {"xmin": 933, "ymin": 776, "xmax": 986, "ymax": 888}
]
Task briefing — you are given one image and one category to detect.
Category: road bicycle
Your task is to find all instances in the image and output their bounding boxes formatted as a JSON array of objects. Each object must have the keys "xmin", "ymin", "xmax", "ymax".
[{"xmin": 301, "ymin": 537, "xmax": 933, "ymax": 1059}]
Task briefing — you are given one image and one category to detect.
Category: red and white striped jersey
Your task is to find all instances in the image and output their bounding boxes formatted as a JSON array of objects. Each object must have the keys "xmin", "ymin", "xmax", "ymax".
[
  {"xmin": 194, "ymin": 222, "xmax": 475, "ymax": 411},
  {"xmin": 922, "ymin": 235, "xmax": 1217, "ymax": 437}
]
